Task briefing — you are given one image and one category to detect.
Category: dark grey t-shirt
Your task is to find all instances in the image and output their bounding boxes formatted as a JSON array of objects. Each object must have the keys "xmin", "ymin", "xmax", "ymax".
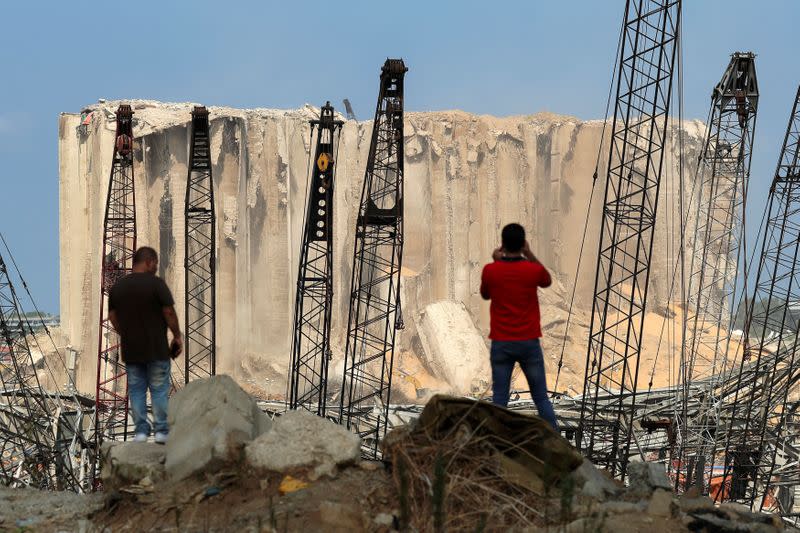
[{"xmin": 109, "ymin": 273, "xmax": 175, "ymax": 364}]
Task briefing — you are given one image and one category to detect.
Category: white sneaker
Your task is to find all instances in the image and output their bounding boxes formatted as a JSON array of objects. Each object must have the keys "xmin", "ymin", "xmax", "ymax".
[
  {"xmin": 154, "ymin": 432, "xmax": 168, "ymax": 445},
  {"xmin": 133, "ymin": 433, "xmax": 148, "ymax": 443}
]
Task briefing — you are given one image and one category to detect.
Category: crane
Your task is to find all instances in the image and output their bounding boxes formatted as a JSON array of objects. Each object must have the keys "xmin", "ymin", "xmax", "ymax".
[
  {"xmin": 288, "ymin": 102, "xmax": 343, "ymax": 415},
  {"xmin": 716, "ymin": 86, "xmax": 800, "ymax": 513},
  {"xmin": 339, "ymin": 59, "xmax": 407, "ymax": 457},
  {"xmin": 93, "ymin": 104, "xmax": 137, "ymax": 485},
  {"xmin": 673, "ymin": 52, "xmax": 758, "ymax": 493},
  {"xmin": 184, "ymin": 106, "xmax": 217, "ymax": 382},
  {"xmin": 577, "ymin": 0, "xmax": 681, "ymax": 480}
]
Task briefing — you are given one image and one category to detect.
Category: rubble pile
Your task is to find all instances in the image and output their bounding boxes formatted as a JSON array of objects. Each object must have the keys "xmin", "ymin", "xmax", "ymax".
[
  {"xmin": 383, "ymin": 396, "xmax": 583, "ymax": 531},
  {"xmin": 4, "ymin": 376, "xmax": 794, "ymax": 531}
]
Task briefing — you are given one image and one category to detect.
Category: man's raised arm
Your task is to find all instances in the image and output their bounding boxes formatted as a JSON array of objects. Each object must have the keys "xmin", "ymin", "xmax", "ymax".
[{"xmin": 522, "ymin": 241, "xmax": 552, "ymax": 288}]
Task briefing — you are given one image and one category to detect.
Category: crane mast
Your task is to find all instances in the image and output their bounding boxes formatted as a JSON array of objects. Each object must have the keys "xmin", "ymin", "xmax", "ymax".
[
  {"xmin": 716, "ymin": 86, "xmax": 800, "ymax": 512},
  {"xmin": 339, "ymin": 59, "xmax": 406, "ymax": 457},
  {"xmin": 289, "ymin": 102, "xmax": 343, "ymax": 415},
  {"xmin": 93, "ymin": 105, "xmax": 136, "ymax": 481},
  {"xmin": 673, "ymin": 53, "xmax": 758, "ymax": 493},
  {"xmin": 577, "ymin": 0, "xmax": 681, "ymax": 479},
  {"xmin": 184, "ymin": 106, "xmax": 217, "ymax": 382}
]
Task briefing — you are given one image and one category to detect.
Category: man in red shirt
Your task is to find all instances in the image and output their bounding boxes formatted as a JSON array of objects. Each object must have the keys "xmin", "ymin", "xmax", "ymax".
[{"xmin": 480, "ymin": 223, "xmax": 558, "ymax": 429}]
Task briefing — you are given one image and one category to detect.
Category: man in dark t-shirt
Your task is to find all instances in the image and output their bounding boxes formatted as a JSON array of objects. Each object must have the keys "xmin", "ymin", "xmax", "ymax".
[
  {"xmin": 109, "ymin": 246, "xmax": 183, "ymax": 444},
  {"xmin": 480, "ymin": 223, "xmax": 558, "ymax": 430}
]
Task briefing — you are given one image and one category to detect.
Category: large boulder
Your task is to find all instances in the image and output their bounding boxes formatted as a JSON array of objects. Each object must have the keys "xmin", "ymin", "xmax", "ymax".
[
  {"xmin": 414, "ymin": 300, "xmax": 490, "ymax": 395},
  {"xmin": 567, "ymin": 459, "xmax": 622, "ymax": 500},
  {"xmin": 245, "ymin": 409, "xmax": 361, "ymax": 479},
  {"xmin": 166, "ymin": 374, "xmax": 272, "ymax": 480},
  {"xmin": 101, "ymin": 442, "xmax": 165, "ymax": 489},
  {"xmin": 626, "ymin": 461, "xmax": 672, "ymax": 497}
]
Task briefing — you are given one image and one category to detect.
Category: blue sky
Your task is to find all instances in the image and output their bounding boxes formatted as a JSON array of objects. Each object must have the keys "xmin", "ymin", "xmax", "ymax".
[{"xmin": 1, "ymin": 1, "xmax": 798, "ymax": 313}]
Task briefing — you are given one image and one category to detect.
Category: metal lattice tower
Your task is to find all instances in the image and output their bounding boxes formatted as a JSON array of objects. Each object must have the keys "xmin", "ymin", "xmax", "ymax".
[
  {"xmin": 673, "ymin": 53, "xmax": 758, "ymax": 492},
  {"xmin": 0, "ymin": 253, "xmax": 55, "ymax": 487},
  {"xmin": 94, "ymin": 105, "xmax": 136, "ymax": 455},
  {"xmin": 577, "ymin": 0, "xmax": 681, "ymax": 479},
  {"xmin": 184, "ymin": 106, "xmax": 216, "ymax": 382},
  {"xmin": 715, "ymin": 86, "xmax": 800, "ymax": 513},
  {"xmin": 0, "ymin": 250, "xmax": 91, "ymax": 491},
  {"xmin": 339, "ymin": 59, "xmax": 407, "ymax": 457},
  {"xmin": 288, "ymin": 102, "xmax": 343, "ymax": 415}
]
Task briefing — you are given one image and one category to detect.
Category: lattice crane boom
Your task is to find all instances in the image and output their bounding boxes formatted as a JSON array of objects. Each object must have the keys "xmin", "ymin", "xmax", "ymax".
[
  {"xmin": 674, "ymin": 52, "xmax": 758, "ymax": 492},
  {"xmin": 716, "ymin": 86, "xmax": 800, "ymax": 512},
  {"xmin": 93, "ymin": 105, "xmax": 137, "ymax": 469},
  {"xmin": 339, "ymin": 59, "xmax": 407, "ymax": 457},
  {"xmin": 0, "ymin": 242, "xmax": 94, "ymax": 491},
  {"xmin": 577, "ymin": 0, "xmax": 681, "ymax": 479},
  {"xmin": 289, "ymin": 102, "xmax": 343, "ymax": 415},
  {"xmin": 184, "ymin": 106, "xmax": 216, "ymax": 382}
]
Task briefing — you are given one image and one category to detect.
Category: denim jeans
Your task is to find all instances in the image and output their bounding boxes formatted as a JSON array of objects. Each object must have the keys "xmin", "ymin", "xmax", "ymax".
[
  {"xmin": 126, "ymin": 359, "xmax": 171, "ymax": 436},
  {"xmin": 490, "ymin": 339, "xmax": 558, "ymax": 430}
]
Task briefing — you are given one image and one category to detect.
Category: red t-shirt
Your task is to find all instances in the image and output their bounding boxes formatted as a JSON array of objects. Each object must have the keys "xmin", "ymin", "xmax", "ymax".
[{"xmin": 480, "ymin": 258, "xmax": 551, "ymax": 340}]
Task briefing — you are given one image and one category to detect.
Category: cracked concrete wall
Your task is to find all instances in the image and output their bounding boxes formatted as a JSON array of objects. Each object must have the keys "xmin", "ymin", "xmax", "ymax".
[{"xmin": 59, "ymin": 100, "xmax": 705, "ymax": 395}]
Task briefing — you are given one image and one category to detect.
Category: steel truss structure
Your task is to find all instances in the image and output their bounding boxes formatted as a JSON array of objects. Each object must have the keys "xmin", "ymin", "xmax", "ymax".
[
  {"xmin": 673, "ymin": 53, "xmax": 758, "ymax": 492},
  {"xmin": 0, "ymin": 251, "xmax": 94, "ymax": 491},
  {"xmin": 288, "ymin": 102, "xmax": 343, "ymax": 415},
  {"xmin": 94, "ymin": 105, "xmax": 136, "ymax": 458},
  {"xmin": 339, "ymin": 59, "xmax": 407, "ymax": 457},
  {"xmin": 184, "ymin": 106, "xmax": 216, "ymax": 383},
  {"xmin": 715, "ymin": 86, "xmax": 800, "ymax": 513},
  {"xmin": 577, "ymin": 0, "xmax": 681, "ymax": 479}
]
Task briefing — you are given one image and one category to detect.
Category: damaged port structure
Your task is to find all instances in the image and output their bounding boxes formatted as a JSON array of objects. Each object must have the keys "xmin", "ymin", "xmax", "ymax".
[
  {"xmin": 0, "ymin": 0, "xmax": 794, "ymax": 524},
  {"xmin": 0, "ymin": 248, "xmax": 93, "ymax": 490},
  {"xmin": 570, "ymin": 0, "xmax": 800, "ymax": 520}
]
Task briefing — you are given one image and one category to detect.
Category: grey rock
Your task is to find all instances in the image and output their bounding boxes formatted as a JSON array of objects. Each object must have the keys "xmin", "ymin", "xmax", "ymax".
[
  {"xmin": 318, "ymin": 501, "xmax": 365, "ymax": 530},
  {"xmin": 720, "ymin": 502, "xmax": 755, "ymax": 516},
  {"xmin": 374, "ymin": 512, "xmax": 395, "ymax": 527},
  {"xmin": 246, "ymin": 409, "xmax": 361, "ymax": 479},
  {"xmin": 599, "ymin": 500, "xmax": 646, "ymax": 514},
  {"xmin": 561, "ymin": 517, "xmax": 597, "ymax": 533},
  {"xmin": 100, "ymin": 441, "xmax": 165, "ymax": 489},
  {"xmin": 166, "ymin": 375, "xmax": 272, "ymax": 480},
  {"xmin": 745, "ymin": 525, "xmax": 780, "ymax": 533},
  {"xmin": 646, "ymin": 488, "xmax": 675, "ymax": 517},
  {"xmin": 689, "ymin": 512, "xmax": 751, "ymax": 532},
  {"xmin": 678, "ymin": 494, "xmax": 715, "ymax": 513},
  {"xmin": 568, "ymin": 459, "xmax": 621, "ymax": 500},
  {"xmin": 722, "ymin": 507, "xmax": 779, "ymax": 526},
  {"xmin": 626, "ymin": 461, "xmax": 671, "ymax": 496}
]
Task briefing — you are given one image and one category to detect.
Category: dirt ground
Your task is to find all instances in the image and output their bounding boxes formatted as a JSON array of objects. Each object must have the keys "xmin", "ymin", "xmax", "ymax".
[{"xmin": 93, "ymin": 463, "xmax": 398, "ymax": 533}]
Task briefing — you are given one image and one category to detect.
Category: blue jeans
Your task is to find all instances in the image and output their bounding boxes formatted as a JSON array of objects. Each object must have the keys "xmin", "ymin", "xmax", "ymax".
[
  {"xmin": 126, "ymin": 359, "xmax": 171, "ymax": 436},
  {"xmin": 490, "ymin": 339, "xmax": 558, "ymax": 430}
]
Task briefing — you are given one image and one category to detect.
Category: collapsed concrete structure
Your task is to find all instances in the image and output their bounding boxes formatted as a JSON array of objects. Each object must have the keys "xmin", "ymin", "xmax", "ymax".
[{"xmin": 58, "ymin": 100, "xmax": 705, "ymax": 398}]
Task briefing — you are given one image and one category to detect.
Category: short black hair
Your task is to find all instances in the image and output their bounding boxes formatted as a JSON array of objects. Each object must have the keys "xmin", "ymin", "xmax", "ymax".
[
  {"xmin": 501, "ymin": 223, "xmax": 525, "ymax": 253},
  {"xmin": 132, "ymin": 246, "xmax": 158, "ymax": 265}
]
